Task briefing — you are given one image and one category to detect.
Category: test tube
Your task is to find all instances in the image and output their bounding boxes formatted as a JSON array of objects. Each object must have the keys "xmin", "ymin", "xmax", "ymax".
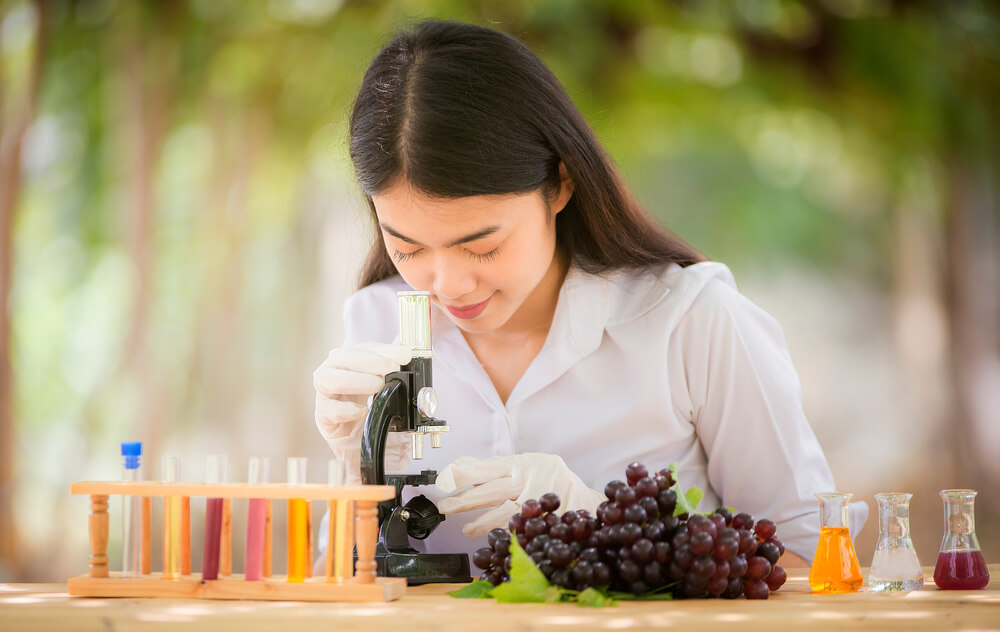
[
  {"xmin": 327, "ymin": 458, "xmax": 354, "ymax": 584},
  {"xmin": 202, "ymin": 454, "xmax": 227, "ymax": 580},
  {"xmin": 121, "ymin": 442, "xmax": 142, "ymax": 579},
  {"xmin": 245, "ymin": 457, "xmax": 270, "ymax": 581},
  {"xmin": 286, "ymin": 457, "xmax": 308, "ymax": 583},
  {"xmin": 161, "ymin": 456, "xmax": 183, "ymax": 580}
]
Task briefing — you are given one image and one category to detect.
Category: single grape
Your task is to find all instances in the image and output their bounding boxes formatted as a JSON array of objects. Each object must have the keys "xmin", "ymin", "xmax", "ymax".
[
  {"xmin": 626, "ymin": 462, "xmax": 649, "ymax": 486},
  {"xmin": 539, "ymin": 493, "xmax": 561, "ymax": 514},
  {"xmin": 547, "ymin": 541, "xmax": 574, "ymax": 568},
  {"xmin": 490, "ymin": 552, "xmax": 505, "ymax": 568},
  {"xmin": 684, "ymin": 570, "xmax": 708, "ymax": 592},
  {"xmin": 508, "ymin": 512, "xmax": 525, "ymax": 534},
  {"xmin": 604, "ymin": 480, "xmax": 627, "ymax": 501},
  {"xmin": 765, "ymin": 564, "xmax": 787, "ymax": 591},
  {"xmin": 525, "ymin": 517, "xmax": 547, "ymax": 539},
  {"xmin": 592, "ymin": 561, "xmax": 612, "ymax": 586},
  {"xmin": 757, "ymin": 541, "xmax": 780, "ymax": 566},
  {"xmin": 754, "ymin": 518, "xmax": 777, "ymax": 541},
  {"xmin": 569, "ymin": 560, "xmax": 594, "ymax": 588},
  {"xmin": 571, "ymin": 519, "xmax": 591, "ymax": 542},
  {"xmin": 661, "ymin": 515, "xmax": 680, "ymax": 532},
  {"xmin": 711, "ymin": 559, "xmax": 731, "ymax": 581},
  {"xmin": 537, "ymin": 559, "xmax": 555, "ymax": 578},
  {"xmin": 493, "ymin": 538, "xmax": 510, "ymax": 557},
  {"xmin": 718, "ymin": 526, "xmax": 739, "ymax": 541},
  {"xmin": 643, "ymin": 560, "xmax": 663, "ymax": 585},
  {"xmin": 504, "ymin": 555, "xmax": 512, "ymax": 572},
  {"xmin": 530, "ymin": 551, "xmax": 545, "ymax": 564},
  {"xmin": 690, "ymin": 531, "xmax": 715, "ymax": 556},
  {"xmin": 488, "ymin": 528, "xmax": 509, "ymax": 549},
  {"xmin": 723, "ymin": 577, "xmax": 743, "ymax": 599},
  {"xmin": 559, "ymin": 510, "xmax": 578, "ymax": 526},
  {"xmin": 707, "ymin": 512, "xmax": 727, "ymax": 533},
  {"xmin": 713, "ymin": 535, "xmax": 739, "ymax": 561},
  {"xmin": 654, "ymin": 474, "xmax": 671, "ymax": 491},
  {"xmin": 635, "ymin": 476, "xmax": 659, "ymax": 498},
  {"xmin": 631, "ymin": 538, "xmax": 655, "ymax": 564},
  {"xmin": 654, "ymin": 541, "xmax": 672, "ymax": 565},
  {"xmin": 738, "ymin": 529, "xmax": 757, "ymax": 556},
  {"xmin": 596, "ymin": 501, "xmax": 608, "ymax": 522},
  {"xmin": 522, "ymin": 499, "xmax": 543, "ymax": 519},
  {"xmin": 570, "ymin": 541, "xmax": 583, "ymax": 556},
  {"xmin": 686, "ymin": 514, "xmax": 712, "ymax": 535},
  {"xmin": 580, "ymin": 547, "xmax": 600, "ymax": 563},
  {"xmin": 596, "ymin": 526, "xmax": 613, "ymax": 548},
  {"xmin": 656, "ymin": 489, "xmax": 677, "ymax": 516},
  {"xmin": 615, "ymin": 486, "xmax": 638, "ymax": 507},
  {"xmin": 671, "ymin": 530, "xmax": 690, "ymax": 550},
  {"xmin": 621, "ymin": 522, "xmax": 643, "ymax": 546},
  {"xmin": 516, "ymin": 533, "xmax": 529, "ymax": 550},
  {"xmin": 576, "ymin": 509, "xmax": 593, "ymax": 521},
  {"xmin": 728, "ymin": 554, "xmax": 748, "ymax": 579},
  {"xmin": 549, "ymin": 524, "xmax": 570, "ymax": 543},
  {"xmin": 638, "ymin": 497, "xmax": 660, "ymax": 522},
  {"xmin": 618, "ymin": 559, "xmax": 641, "ymax": 582},
  {"xmin": 603, "ymin": 502, "xmax": 624, "ymax": 525},
  {"xmin": 551, "ymin": 569, "xmax": 571, "ymax": 588},
  {"xmin": 706, "ymin": 576, "xmax": 729, "ymax": 597},
  {"xmin": 768, "ymin": 537, "xmax": 785, "ymax": 557},
  {"xmin": 602, "ymin": 547, "xmax": 619, "ymax": 565},
  {"xmin": 644, "ymin": 519, "xmax": 665, "ymax": 542},
  {"xmin": 624, "ymin": 504, "xmax": 647, "ymax": 524},
  {"xmin": 691, "ymin": 555, "xmax": 717, "ymax": 580},
  {"xmin": 713, "ymin": 506, "xmax": 733, "ymax": 525},
  {"xmin": 544, "ymin": 513, "xmax": 560, "ymax": 529},
  {"xmin": 667, "ymin": 561, "xmax": 685, "ymax": 580},
  {"xmin": 586, "ymin": 531, "xmax": 601, "ymax": 549},
  {"xmin": 746, "ymin": 555, "xmax": 772, "ymax": 580},
  {"xmin": 481, "ymin": 570, "xmax": 501, "ymax": 586},
  {"xmin": 743, "ymin": 578, "xmax": 769, "ymax": 600},
  {"xmin": 473, "ymin": 547, "xmax": 493, "ymax": 570},
  {"xmin": 731, "ymin": 512, "xmax": 754, "ymax": 531},
  {"xmin": 656, "ymin": 467, "xmax": 675, "ymax": 488},
  {"xmin": 673, "ymin": 543, "xmax": 693, "ymax": 570},
  {"xmin": 609, "ymin": 524, "xmax": 625, "ymax": 545}
]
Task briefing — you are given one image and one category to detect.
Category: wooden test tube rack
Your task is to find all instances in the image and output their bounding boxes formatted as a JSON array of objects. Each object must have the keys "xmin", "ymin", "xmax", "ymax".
[{"xmin": 68, "ymin": 481, "xmax": 404, "ymax": 602}]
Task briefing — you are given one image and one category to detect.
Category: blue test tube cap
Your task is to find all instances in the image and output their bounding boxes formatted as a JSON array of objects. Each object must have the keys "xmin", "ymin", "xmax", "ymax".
[{"xmin": 121, "ymin": 442, "xmax": 142, "ymax": 469}]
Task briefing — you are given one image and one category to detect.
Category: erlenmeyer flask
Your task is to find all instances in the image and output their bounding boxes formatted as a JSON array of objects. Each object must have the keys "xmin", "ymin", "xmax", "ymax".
[
  {"xmin": 809, "ymin": 492, "xmax": 863, "ymax": 593},
  {"xmin": 867, "ymin": 493, "xmax": 923, "ymax": 592},
  {"xmin": 933, "ymin": 489, "xmax": 989, "ymax": 590}
]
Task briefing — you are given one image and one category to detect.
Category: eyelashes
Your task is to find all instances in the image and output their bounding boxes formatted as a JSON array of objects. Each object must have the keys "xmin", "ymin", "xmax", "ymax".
[{"xmin": 391, "ymin": 246, "xmax": 502, "ymax": 263}]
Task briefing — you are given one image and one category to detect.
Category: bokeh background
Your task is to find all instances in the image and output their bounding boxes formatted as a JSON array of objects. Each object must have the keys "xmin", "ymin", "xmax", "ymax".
[{"xmin": 1, "ymin": 0, "xmax": 997, "ymax": 582}]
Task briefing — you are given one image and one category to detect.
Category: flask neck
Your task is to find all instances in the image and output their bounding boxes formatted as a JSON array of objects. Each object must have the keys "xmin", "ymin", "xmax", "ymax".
[{"xmin": 817, "ymin": 492, "xmax": 852, "ymax": 529}]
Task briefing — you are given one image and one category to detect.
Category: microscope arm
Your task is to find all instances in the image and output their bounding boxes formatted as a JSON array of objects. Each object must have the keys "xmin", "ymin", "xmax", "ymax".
[{"xmin": 359, "ymin": 377, "xmax": 407, "ymax": 487}]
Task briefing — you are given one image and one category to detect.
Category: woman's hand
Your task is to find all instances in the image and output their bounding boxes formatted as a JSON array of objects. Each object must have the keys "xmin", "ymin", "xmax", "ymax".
[
  {"xmin": 313, "ymin": 342, "xmax": 413, "ymax": 481},
  {"xmin": 435, "ymin": 453, "xmax": 605, "ymax": 537}
]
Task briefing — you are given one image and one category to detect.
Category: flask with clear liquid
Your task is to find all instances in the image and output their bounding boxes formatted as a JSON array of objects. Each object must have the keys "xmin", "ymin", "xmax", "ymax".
[
  {"xmin": 934, "ymin": 489, "xmax": 990, "ymax": 590},
  {"xmin": 809, "ymin": 492, "xmax": 863, "ymax": 593},
  {"xmin": 867, "ymin": 492, "xmax": 923, "ymax": 592}
]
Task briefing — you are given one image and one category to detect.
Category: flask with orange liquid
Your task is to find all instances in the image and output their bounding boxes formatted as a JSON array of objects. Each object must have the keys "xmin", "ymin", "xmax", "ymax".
[{"xmin": 809, "ymin": 492, "xmax": 863, "ymax": 593}]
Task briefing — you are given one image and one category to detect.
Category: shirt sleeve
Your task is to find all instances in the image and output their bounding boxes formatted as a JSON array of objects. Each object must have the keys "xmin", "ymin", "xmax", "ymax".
[{"xmin": 669, "ymin": 277, "xmax": 835, "ymax": 562}]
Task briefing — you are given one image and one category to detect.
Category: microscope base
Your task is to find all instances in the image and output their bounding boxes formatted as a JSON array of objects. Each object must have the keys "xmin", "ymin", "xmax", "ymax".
[{"xmin": 376, "ymin": 552, "xmax": 472, "ymax": 585}]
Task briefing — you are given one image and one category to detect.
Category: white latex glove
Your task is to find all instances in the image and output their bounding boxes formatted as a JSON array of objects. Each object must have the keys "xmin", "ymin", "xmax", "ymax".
[
  {"xmin": 313, "ymin": 342, "xmax": 414, "ymax": 483},
  {"xmin": 435, "ymin": 453, "xmax": 605, "ymax": 537}
]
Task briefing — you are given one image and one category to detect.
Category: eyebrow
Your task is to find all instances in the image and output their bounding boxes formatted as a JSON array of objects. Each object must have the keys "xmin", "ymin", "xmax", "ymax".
[{"xmin": 380, "ymin": 223, "xmax": 502, "ymax": 248}]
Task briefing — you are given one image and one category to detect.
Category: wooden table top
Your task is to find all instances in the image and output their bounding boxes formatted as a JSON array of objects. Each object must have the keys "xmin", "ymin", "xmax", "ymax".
[{"xmin": 2, "ymin": 566, "xmax": 998, "ymax": 631}]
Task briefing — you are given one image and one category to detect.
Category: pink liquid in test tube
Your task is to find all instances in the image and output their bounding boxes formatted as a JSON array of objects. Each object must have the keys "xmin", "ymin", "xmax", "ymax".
[
  {"xmin": 245, "ymin": 457, "xmax": 269, "ymax": 581},
  {"xmin": 201, "ymin": 455, "xmax": 227, "ymax": 581}
]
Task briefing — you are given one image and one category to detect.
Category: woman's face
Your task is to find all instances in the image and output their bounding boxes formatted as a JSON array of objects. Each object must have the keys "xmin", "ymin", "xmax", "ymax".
[{"xmin": 371, "ymin": 177, "xmax": 572, "ymax": 335}]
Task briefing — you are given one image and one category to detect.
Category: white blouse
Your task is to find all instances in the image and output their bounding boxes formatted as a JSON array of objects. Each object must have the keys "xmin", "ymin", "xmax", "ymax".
[{"xmin": 317, "ymin": 261, "xmax": 838, "ymax": 565}]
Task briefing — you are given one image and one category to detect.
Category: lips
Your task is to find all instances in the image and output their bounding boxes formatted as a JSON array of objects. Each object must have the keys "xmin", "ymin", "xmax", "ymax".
[{"xmin": 444, "ymin": 295, "xmax": 492, "ymax": 319}]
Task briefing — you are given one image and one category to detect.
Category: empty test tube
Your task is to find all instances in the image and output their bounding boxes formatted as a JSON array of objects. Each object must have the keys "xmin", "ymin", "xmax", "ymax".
[
  {"xmin": 121, "ymin": 442, "xmax": 142, "ymax": 579},
  {"xmin": 202, "ymin": 454, "xmax": 227, "ymax": 580},
  {"xmin": 161, "ymin": 456, "xmax": 183, "ymax": 580},
  {"xmin": 245, "ymin": 457, "xmax": 270, "ymax": 581},
  {"xmin": 287, "ymin": 457, "xmax": 308, "ymax": 583}
]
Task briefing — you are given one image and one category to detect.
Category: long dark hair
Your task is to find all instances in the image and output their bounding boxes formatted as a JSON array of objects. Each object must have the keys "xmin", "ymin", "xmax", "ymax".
[{"xmin": 350, "ymin": 20, "xmax": 704, "ymax": 289}]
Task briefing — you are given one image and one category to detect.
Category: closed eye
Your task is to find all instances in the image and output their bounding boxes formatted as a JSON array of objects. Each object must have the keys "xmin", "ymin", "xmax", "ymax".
[
  {"xmin": 392, "ymin": 248, "xmax": 422, "ymax": 263},
  {"xmin": 469, "ymin": 246, "xmax": 501, "ymax": 263}
]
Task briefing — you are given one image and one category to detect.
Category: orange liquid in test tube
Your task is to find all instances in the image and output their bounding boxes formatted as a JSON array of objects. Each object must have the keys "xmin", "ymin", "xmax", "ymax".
[{"xmin": 286, "ymin": 457, "xmax": 308, "ymax": 583}]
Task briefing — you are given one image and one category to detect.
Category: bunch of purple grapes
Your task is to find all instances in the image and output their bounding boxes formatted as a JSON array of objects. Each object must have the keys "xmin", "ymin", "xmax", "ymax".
[{"xmin": 472, "ymin": 462, "xmax": 788, "ymax": 599}]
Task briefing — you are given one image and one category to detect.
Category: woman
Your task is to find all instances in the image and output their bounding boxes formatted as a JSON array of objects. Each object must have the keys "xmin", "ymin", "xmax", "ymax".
[{"xmin": 313, "ymin": 19, "xmax": 855, "ymax": 570}]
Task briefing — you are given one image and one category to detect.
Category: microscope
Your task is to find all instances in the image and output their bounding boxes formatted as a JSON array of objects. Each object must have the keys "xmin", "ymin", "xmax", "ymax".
[{"xmin": 359, "ymin": 291, "xmax": 472, "ymax": 584}]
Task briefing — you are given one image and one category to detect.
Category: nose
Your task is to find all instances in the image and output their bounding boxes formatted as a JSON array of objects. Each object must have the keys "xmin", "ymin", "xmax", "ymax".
[{"xmin": 432, "ymin": 254, "xmax": 476, "ymax": 300}]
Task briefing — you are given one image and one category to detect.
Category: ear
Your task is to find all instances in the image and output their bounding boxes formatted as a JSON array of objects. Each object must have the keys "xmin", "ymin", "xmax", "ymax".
[{"xmin": 551, "ymin": 161, "xmax": 575, "ymax": 215}]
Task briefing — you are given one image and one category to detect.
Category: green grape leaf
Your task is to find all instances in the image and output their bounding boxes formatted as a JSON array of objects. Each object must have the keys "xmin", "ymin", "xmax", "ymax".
[
  {"xmin": 448, "ymin": 580, "xmax": 496, "ymax": 599},
  {"xmin": 577, "ymin": 587, "xmax": 616, "ymax": 608},
  {"xmin": 490, "ymin": 537, "xmax": 551, "ymax": 603},
  {"xmin": 668, "ymin": 462, "xmax": 703, "ymax": 516}
]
